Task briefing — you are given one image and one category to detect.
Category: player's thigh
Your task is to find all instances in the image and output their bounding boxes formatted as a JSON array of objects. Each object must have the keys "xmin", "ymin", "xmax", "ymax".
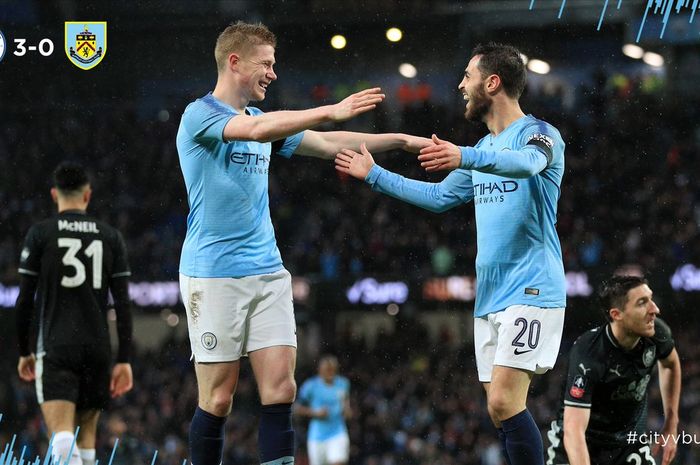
[
  {"xmin": 249, "ymin": 345, "xmax": 297, "ymax": 404},
  {"xmin": 78, "ymin": 345, "xmax": 111, "ymax": 412},
  {"xmin": 474, "ymin": 314, "xmax": 499, "ymax": 383},
  {"xmin": 180, "ymin": 274, "xmax": 253, "ymax": 363},
  {"xmin": 326, "ymin": 433, "xmax": 350, "ymax": 465},
  {"xmin": 493, "ymin": 305, "xmax": 565, "ymax": 375},
  {"xmin": 36, "ymin": 350, "xmax": 80, "ymax": 404},
  {"xmin": 41, "ymin": 400, "xmax": 77, "ymax": 434},
  {"xmin": 596, "ymin": 443, "xmax": 656, "ymax": 465},
  {"xmin": 194, "ymin": 360, "xmax": 241, "ymax": 400},
  {"xmin": 489, "ymin": 365, "xmax": 533, "ymax": 417},
  {"xmin": 245, "ymin": 269, "xmax": 297, "ymax": 355},
  {"xmin": 307, "ymin": 440, "xmax": 327, "ymax": 465}
]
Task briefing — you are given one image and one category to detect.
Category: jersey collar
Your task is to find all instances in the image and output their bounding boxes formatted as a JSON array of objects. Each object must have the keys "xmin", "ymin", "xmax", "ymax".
[{"xmin": 59, "ymin": 209, "xmax": 87, "ymax": 215}]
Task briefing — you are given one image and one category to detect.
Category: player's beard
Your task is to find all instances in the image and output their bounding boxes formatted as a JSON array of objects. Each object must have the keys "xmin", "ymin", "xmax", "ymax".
[{"xmin": 464, "ymin": 83, "xmax": 491, "ymax": 122}]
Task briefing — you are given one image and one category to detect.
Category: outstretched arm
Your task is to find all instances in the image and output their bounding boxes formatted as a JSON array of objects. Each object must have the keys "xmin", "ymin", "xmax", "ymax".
[
  {"xmin": 223, "ymin": 88, "xmax": 385, "ymax": 143},
  {"xmin": 418, "ymin": 134, "xmax": 548, "ymax": 178},
  {"xmin": 335, "ymin": 144, "xmax": 472, "ymax": 213},
  {"xmin": 653, "ymin": 348, "xmax": 681, "ymax": 465},
  {"xmin": 295, "ymin": 131, "xmax": 432, "ymax": 159}
]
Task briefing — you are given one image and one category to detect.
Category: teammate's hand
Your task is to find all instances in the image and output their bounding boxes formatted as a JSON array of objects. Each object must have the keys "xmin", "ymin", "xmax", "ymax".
[
  {"xmin": 402, "ymin": 134, "xmax": 434, "ymax": 153},
  {"xmin": 417, "ymin": 134, "xmax": 462, "ymax": 172},
  {"xmin": 17, "ymin": 354, "xmax": 36, "ymax": 381},
  {"xmin": 110, "ymin": 363, "xmax": 133, "ymax": 398},
  {"xmin": 335, "ymin": 143, "xmax": 376, "ymax": 180},
  {"xmin": 314, "ymin": 407, "xmax": 329, "ymax": 419},
  {"xmin": 330, "ymin": 88, "xmax": 385, "ymax": 122},
  {"xmin": 652, "ymin": 426, "xmax": 678, "ymax": 465}
]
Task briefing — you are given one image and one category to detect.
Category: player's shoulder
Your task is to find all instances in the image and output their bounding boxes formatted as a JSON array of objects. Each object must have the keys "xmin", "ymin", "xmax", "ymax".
[
  {"xmin": 337, "ymin": 375, "xmax": 350, "ymax": 386},
  {"xmin": 651, "ymin": 317, "xmax": 673, "ymax": 344},
  {"xmin": 28, "ymin": 217, "xmax": 56, "ymax": 234},
  {"xmin": 304, "ymin": 375, "xmax": 321, "ymax": 387},
  {"xmin": 520, "ymin": 115, "xmax": 562, "ymax": 141},
  {"xmin": 245, "ymin": 106, "xmax": 264, "ymax": 116},
  {"xmin": 569, "ymin": 325, "xmax": 608, "ymax": 375},
  {"xmin": 571, "ymin": 325, "xmax": 607, "ymax": 357},
  {"xmin": 184, "ymin": 93, "xmax": 238, "ymax": 117}
]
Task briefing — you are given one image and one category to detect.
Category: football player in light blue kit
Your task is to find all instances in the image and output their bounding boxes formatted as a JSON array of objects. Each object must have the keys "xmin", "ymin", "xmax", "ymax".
[
  {"xmin": 176, "ymin": 21, "xmax": 430, "ymax": 465},
  {"xmin": 336, "ymin": 43, "xmax": 566, "ymax": 465},
  {"xmin": 296, "ymin": 356, "xmax": 351, "ymax": 465}
]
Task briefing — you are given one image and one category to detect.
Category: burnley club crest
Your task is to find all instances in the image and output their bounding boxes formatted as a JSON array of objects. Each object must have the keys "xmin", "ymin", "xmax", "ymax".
[{"xmin": 65, "ymin": 22, "xmax": 106, "ymax": 70}]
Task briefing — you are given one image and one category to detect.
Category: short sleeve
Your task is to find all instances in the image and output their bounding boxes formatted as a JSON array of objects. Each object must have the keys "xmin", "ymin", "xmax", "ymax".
[
  {"xmin": 563, "ymin": 335, "xmax": 603, "ymax": 408},
  {"xmin": 181, "ymin": 100, "xmax": 235, "ymax": 144},
  {"xmin": 652, "ymin": 318, "xmax": 675, "ymax": 360},
  {"xmin": 271, "ymin": 131, "xmax": 305, "ymax": 159},
  {"xmin": 18, "ymin": 226, "xmax": 42, "ymax": 276},
  {"xmin": 111, "ymin": 230, "xmax": 132, "ymax": 278}
]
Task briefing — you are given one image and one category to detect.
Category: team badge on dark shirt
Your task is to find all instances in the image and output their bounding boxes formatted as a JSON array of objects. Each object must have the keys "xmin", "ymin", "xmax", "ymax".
[
  {"xmin": 642, "ymin": 346, "xmax": 655, "ymax": 367},
  {"xmin": 570, "ymin": 375, "xmax": 586, "ymax": 398}
]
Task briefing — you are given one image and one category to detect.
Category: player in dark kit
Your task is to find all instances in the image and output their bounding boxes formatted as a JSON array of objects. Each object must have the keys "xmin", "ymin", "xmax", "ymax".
[
  {"xmin": 546, "ymin": 276, "xmax": 681, "ymax": 465},
  {"xmin": 15, "ymin": 162, "xmax": 134, "ymax": 465}
]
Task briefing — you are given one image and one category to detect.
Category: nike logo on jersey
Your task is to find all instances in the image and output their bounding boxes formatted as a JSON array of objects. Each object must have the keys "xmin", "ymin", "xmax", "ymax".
[{"xmin": 514, "ymin": 348, "xmax": 533, "ymax": 355}]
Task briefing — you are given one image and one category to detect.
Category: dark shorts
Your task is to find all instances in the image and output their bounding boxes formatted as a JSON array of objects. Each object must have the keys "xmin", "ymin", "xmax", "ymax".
[
  {"xmin": 36, "ymin": 345, "xmax": 111, "ymax": 410},
  {"xmin": 548, "ymin": 440, "xmax": 656, "ymax": 465}
]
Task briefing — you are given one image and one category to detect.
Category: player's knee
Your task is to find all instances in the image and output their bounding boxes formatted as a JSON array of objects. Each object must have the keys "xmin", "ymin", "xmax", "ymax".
[
  {"xmin": 202, "ymin": 391, "xmax": 234, "ymax": 416},
  {"xmin": 260, "ymin": 377, "xmax": 296, "ymax": 405},
  {"xmin": 487, "ymin": 391, "xmax": 517, "ymax": 421}
]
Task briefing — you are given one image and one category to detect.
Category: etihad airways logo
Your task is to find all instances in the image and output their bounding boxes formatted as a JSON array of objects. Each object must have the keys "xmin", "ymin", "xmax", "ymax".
[
  {"xmin": 230, "ymin": 152, "xmax": 269, "ymax": 174},
  {"xmin": 474, "ymin": 180, "xmax": 518, "ymax": 204}
]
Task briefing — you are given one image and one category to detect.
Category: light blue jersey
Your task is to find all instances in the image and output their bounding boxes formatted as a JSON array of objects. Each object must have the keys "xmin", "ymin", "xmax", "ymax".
[
  {"xmin": 298, "ymin": 375, "xmax": 350, "ymax": 441},
  {"xmin": 176, "ymin": 93, "xmax": 304, "ymax": 278},
  {"xmin": 365, "ymin": 115, "xmax": 566, "ymax": 317}
]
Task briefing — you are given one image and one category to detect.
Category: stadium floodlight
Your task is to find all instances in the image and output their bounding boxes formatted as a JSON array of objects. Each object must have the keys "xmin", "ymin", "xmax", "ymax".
[
  {"xmin": 330, "ymin": 34, "xmax": 347, "ymax": 50},
  {"xmin": 642, "ymin": 51, "xmax": 664, "ymax": 67},
  {"xmin": 386, "ymin": 27, "xmax": 403, "ymax": 42},
  {"xmin": 622, "ymin": 44, "xmax": 644, "ymax": 59},
  {"xmin": 520, "ymin": 53, "xmax": 529, "ymax": 65},
  {"xmin": 399, "ymin": 63, "xmax": 417, "ymax": 78},
  {"xmin": 527, "ymin": 59, "xmax": 550, "ymax": 74}
]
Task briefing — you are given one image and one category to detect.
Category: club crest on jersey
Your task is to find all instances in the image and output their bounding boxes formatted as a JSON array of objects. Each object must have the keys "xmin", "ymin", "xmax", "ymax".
[
  {"xmin": 642, "ymin": 346, "xmax": 655, "ymax": 367},
  {"xmin": 569, "ymin": 375, "xmax": 586, "ymax": 398},
  {"xmin": 201, "ymin": 332, "xmax": 217, "ymax": 350},
  {"xmin": 65, "ymin": 22, "xmax": 107, "ymax": 70}
]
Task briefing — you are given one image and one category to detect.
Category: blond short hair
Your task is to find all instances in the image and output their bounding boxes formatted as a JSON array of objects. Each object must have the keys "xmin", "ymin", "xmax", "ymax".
[{"xmin": 214, "ymin": 21, "xmax": 277, "ymax": 72}]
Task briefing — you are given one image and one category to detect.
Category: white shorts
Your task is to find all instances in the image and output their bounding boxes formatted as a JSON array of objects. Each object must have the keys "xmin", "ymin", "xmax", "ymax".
[
  {"xmin": 475, "ymin": 304, "xmax": 565, "ymax": 382},
  {"xmin": 179, "ymin": 269, "xmax": 297, "ymax": 363},
  {"xmin": 307, "ymin": 432, "xmax": 350, "ymax": 465}
]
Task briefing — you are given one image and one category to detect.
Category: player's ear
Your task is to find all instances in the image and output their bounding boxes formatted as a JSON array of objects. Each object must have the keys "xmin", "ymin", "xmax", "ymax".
[
  {"xmin": 50, "ymin": 187, "xmax": 58, "ymax": 204},
  {"xmin": 486, "ymin": 74, "xmax": 501, "ymax": 94},
  {"xmin": 609, "ymin": 307, "xmax": 623, "ymax": 322},
  {"xmin": 228, "ymin": 53, "xmax": 240, "ymax": 70},
  {"xmin": 84, "ymin": 186, "xmax": 92, "ymax": 205}
]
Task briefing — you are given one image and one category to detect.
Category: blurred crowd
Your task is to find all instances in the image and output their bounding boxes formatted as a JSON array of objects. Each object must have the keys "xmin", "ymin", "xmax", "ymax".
[
  {"xmin": 2, "ymin": 70, "xmax": 699, "ymax": 284},
  {"xmin": 6, "ymin": 318, "xmax": 700, "ymax": 465},
  {"xmin": 3, "ymin": 66, "xmax": 700, "ymax": 464}
]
